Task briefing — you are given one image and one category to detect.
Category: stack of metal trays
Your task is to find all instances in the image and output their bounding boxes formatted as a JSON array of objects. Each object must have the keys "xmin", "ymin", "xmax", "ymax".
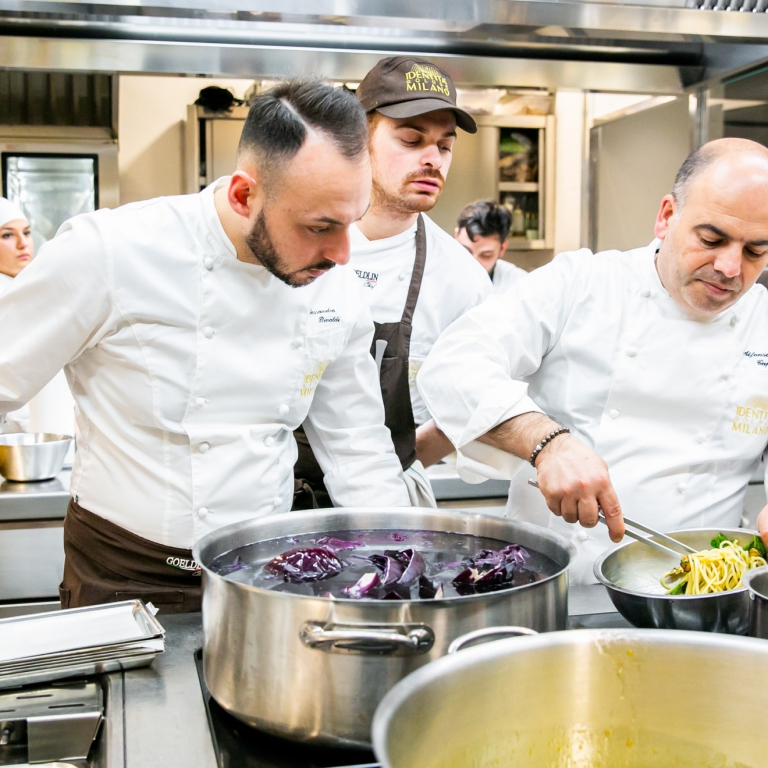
[{"xmin": 0, "ymin": 600, "xmax": 165, "ymax": 689}]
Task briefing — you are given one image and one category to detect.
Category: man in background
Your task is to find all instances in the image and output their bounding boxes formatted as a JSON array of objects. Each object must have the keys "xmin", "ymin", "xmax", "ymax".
[
  {"xmin": 295, "ymin": 56, "xmax": 490, "ymax": 507},
  {"xmin": 455, "ymin": 199, "xmax": 528, "ymax": 293}
]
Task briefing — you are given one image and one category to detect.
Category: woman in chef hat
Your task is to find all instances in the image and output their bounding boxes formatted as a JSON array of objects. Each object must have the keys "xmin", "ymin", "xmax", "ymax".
[
  {"xmin": 0, "ymin": 198, "xmax": 33, "ymax": 431},
  {"xmin": 0, "ymin": 197, "xmax": 33, "ymax": 288}
]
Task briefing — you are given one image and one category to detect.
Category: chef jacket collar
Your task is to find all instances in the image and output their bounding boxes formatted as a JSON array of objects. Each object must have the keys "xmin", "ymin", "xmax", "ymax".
[
  {"xmin": 350, "ymin": 219, "xmax": 418, "ymax": 252},
  {"xmin": 200, "ymin": 177, "xmax": 240, "ymax": 262}
]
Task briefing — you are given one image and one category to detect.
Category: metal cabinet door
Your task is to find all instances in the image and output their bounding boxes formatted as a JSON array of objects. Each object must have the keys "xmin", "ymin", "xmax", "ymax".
[{"xmin": 0, "ymin": 520, "xmax": 64, "ymax": 600}]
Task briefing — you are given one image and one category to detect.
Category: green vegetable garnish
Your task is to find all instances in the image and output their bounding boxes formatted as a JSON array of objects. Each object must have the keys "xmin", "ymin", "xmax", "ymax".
[
  {"xmin": 711, "ymin": 533, "xmax": 730, "ymax": 549},
  {"xmin": 669, "ymin": 581, "xmax": 686, "ymax": 595},
  {"xmin": 743, "ymin": 535, "xmax": 767, "ymax": 558}
]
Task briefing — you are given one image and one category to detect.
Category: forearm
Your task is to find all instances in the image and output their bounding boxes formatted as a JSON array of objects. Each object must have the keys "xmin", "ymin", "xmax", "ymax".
[
  {"xmin": 415, "ymin": 420, "xmax": 454, "ymax": 468},
  {"xmin": 479, "ymin": 411, "xmax": 562, "ymax": 463}
]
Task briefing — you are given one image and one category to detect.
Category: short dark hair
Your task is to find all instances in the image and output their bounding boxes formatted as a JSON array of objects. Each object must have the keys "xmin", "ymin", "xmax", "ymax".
[
  {"xmin": 457, "ymin": 200, "xmax": 511, "ymax": 242},
  {"xmin": 238, "ymin": 79, "xmax": 368, "ymax": 179}
]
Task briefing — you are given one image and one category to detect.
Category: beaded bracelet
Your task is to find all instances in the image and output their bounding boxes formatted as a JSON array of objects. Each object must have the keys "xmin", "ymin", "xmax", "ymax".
[{"xmin": 529, "ymin": 427, "xmax": 570, "ymax": 467}]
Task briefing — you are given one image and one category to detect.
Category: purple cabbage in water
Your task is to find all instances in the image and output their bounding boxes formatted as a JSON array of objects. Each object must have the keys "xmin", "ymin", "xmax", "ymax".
[
  {"xmin": 342, "ymin": 572, "xmax": 380, "ymax": 599},
  {"xmin": 265, "ymin": 547, "xmax": 345, "ymax": 583},
  {"xmin": 452, "ymin": 543, "xmax": 531, "ymax": 595},
  {"xmin": 368, "ymin": 554, "xmax": 404, "ymax": 586},
  {"xmin": 218, "ymin": 555, "xmax": 249, "ymax": 574},
  {"xmin": 314, "ymin": 536, "xmax": 364, "ymax": 552},
  {"xmin": 369, "ymin": 548, "xmax": 426, "ymax": 586}
]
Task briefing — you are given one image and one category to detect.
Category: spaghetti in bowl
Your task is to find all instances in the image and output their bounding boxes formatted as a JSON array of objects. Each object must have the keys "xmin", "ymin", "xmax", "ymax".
[{"xmin": 594, "ymin": 528, "xmax": 759, "ymax": 634}]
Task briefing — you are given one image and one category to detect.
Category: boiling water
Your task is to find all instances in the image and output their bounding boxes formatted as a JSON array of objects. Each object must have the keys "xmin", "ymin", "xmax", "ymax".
[{"xmin": 209, "ymin": 528, "xmax": 560, "ymax": 599}]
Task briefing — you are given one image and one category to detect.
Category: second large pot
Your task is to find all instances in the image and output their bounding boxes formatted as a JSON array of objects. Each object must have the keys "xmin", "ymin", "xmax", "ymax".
[{"xmin": 193, "ymin": 508, "xmax": 574, "ymax": 748}]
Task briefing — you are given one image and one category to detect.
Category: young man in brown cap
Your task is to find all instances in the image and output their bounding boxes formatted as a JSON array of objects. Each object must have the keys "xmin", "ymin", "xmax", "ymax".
[{"xmin": 294, "ymin": 57, "xmax": 490, "ymax": 507}]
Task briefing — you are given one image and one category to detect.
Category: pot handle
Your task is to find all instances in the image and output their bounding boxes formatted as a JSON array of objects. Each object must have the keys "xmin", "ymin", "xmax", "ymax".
[
  {"xmin": 300, "ymin": 622, "xmax": 435, "ymax": 656},
  {"xmin": 448, "ymin": 626, "xmax": 538, "ymax": 655}
]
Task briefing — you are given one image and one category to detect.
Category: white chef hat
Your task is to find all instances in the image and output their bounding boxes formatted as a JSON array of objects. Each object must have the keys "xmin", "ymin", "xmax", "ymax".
[{"xmin": 0, "ymin": 197, "xmax": 28, "ymax": 229}]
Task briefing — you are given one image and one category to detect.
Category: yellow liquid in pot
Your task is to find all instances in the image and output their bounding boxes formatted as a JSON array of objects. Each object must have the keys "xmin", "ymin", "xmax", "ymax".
[{"xmin": 417, "ymin": 727, "xmax": 756, "ymax": 768}]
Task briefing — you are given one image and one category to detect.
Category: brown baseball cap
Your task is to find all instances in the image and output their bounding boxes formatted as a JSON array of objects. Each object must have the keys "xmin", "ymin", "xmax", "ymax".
[{"xmin": 356, "ymin": 56, "xmax": 477, "ymax": 134}]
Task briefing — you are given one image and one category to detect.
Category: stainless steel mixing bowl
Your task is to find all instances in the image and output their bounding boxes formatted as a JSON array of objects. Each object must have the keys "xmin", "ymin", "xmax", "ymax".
[
  {"xmin": 0, "ymin": 433, "xmax": 73, "ymax": 482},
  {"xmin": 594, "ymin": 527, "xmax": 756, "ymax": 634}
]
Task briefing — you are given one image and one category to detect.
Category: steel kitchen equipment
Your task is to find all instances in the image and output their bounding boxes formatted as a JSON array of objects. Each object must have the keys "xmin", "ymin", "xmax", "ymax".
[
  {"xmin": 193, "ymin": 508, "xmax": 575, "ymax": 748},
  {"xmin": 372, "ymin": 627, "xmax": 768, "ymax": 768},
  {"xmin": 594, "ymin": 527, "xmax": 755, "ymax": 634},
  {"xmin": 742, "ymin": 565, "xmax": 768, "ymax": 640},
  {"xmin": 0, "ymin": 680, "xmax": 103, "ymax": 764},
  {"xmin": 0, "ymin": 600, "xmax": 165, "ymax": 689},
  {"xmin": 0, "ymin": 433, "xmax": 72, "ymax": 482}
]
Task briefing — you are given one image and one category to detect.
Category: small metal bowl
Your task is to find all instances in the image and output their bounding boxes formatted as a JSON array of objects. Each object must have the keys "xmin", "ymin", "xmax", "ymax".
[
  {"xmin": 594, "ymin": 527, "xmax": 757, "ymax": 635},
  {"xmin": 0, "ymin": 433, "xmax": 73, "ymax": 482}
]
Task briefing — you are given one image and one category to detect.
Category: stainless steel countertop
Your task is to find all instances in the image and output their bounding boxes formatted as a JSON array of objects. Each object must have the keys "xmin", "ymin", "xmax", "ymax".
[
  {"xmin": 112, "ymin": 584, "xmax": 618, "ymax": 768},
  {"xmin": 0, "ymin": 469, "xmax": 71, "ymax": 521}
]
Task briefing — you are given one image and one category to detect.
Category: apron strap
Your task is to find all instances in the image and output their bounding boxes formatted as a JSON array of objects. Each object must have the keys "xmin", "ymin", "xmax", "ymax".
[{"xmin": 400, "ymin": 214, "xmax": 427, "ymax": 327}]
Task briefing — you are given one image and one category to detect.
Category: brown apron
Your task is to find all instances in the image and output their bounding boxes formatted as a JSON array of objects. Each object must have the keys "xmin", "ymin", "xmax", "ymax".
[
  {"xmin": 59, "ymin": 499, "xmax": 202, "ymax": 614},
  {"xmin": 292, "ymin": 215, "xmax": 427, "ymax": 510}
]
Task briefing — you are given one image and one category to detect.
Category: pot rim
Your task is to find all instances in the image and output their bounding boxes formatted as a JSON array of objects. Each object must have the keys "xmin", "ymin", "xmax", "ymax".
[
  {"xmin": 193, "ymin": 507, "xmax": 576, "ymax": 605},
  {"xmin": 593, "ymin": 526, "xmax": 757, "ymax": 601},
  {"xmin": 370, "ymin": 626, "xmax": 768, "ymax": 765}
]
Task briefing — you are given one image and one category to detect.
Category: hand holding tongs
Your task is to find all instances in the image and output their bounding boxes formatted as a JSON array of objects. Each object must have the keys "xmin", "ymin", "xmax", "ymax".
[{"xmin": 527, "ymin": 478, "xmax": 695, "ymax": 559}]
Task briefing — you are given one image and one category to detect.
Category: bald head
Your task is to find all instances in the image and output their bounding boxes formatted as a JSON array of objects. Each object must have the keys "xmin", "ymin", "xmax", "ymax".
[
  {"xmin": 672, "ymin": 138, "xmax": 768, "ymax": 209},
  {"xmin": 654, "ymin": 137, "xmax": 768, "ymax": 320}
]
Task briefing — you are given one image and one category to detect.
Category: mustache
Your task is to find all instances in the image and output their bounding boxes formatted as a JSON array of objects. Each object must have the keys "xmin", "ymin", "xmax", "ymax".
[
  {"xmin": 304, "ymin": 259, "xmax": 336, "ymax": 273},
  {"xmin": 403, "ymin": 168, "xmax": 445, "ymax": 188}
]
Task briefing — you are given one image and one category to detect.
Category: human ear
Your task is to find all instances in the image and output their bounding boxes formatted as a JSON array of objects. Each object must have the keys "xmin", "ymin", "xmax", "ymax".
[
  {"xmin": 653, "ymin": 195, "xmax": 677, "ymax": 241},
  {"xmin": 227, "ymin": 171, "xmax": 261, "ymax": 219}
]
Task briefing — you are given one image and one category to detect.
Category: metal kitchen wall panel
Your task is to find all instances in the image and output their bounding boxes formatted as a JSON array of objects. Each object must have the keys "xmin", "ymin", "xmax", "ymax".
[{"xmin": 589, "ymin": 96, "xmax": 692, "ymax": 253}]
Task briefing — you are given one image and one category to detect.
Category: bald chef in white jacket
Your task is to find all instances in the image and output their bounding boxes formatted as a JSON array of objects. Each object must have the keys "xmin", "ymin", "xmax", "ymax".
[
  {"xmin": 0, "ymin": 79, "xmax": 409, "ymax": 612},
  {"xmin": 418, "ymin": 138, "xmax": 768, "ymax": 583}
]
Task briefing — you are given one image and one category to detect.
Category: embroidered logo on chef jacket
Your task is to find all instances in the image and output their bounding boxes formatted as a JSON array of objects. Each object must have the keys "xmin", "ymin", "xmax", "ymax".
[
  {"xmin": 405, "ymin": 64, "xmax": 450, "ymax": 96},
  {"xmin": 744, "ymin": 351, "xmax": 768, "ymax": 368},
  {"xmin": 166, "ymin": 556, "xmax": 202, "ymax": 573},
  {"xmin": 300, "ymin": 361, "xmax": 330, "ymax": 398},
  {"xmin": 731, "ymin": 396, "xmax": 768, "ymax": 436},
  {"xmin": 308, "ymin": 307, "xmax": 342, "ymax": 330},
  {"xmin": 354, "ymin": 269, "xmax": 379, "ymax": 289}
]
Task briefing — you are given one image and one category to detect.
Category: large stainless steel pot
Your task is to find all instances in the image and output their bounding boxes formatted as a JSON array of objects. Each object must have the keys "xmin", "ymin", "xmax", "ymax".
[
  {"xmin": 193, "ymin": 508, "xmax": 574, "ymax": 748},
  {"xmin": 372, "ymin": 627, "xmax": 768, "ymax": 768}
]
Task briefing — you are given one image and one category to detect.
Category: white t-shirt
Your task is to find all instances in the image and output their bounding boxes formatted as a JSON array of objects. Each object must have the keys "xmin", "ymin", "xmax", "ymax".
[
  {"xmin": 349, "ymin": 214, "xmax": 491, "ymax": 424},
  {"xmin": 491, "ymin": 258, "xmax": 528, "ymax": 294}
]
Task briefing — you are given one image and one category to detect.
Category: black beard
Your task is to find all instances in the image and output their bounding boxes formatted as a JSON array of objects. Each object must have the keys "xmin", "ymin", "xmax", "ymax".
[
  {"xmin": 244, "ymin": 210, "xmax": 300, "ymax": 287},
  {"xmin": 244, "ymin": 210, "xmax": 336, "ymax": 288}
]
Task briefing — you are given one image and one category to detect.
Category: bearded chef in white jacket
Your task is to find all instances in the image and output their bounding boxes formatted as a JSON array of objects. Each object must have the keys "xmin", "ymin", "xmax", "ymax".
[
  {"xmin": 0, "ymin": 79, "xmax": 409, "ymax": 611},
  {"xmin": 418, "ymin": 138, "xmax": 768, "ymax": 583}
]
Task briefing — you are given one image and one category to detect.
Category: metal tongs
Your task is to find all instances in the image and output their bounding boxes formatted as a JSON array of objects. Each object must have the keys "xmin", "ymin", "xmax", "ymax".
[{"xmin": 527, "ymin": 478, "xmax": 695, "ymax": 559}]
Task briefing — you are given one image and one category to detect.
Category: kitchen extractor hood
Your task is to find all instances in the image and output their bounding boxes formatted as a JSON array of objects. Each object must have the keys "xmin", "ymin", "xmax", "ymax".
[{"xmin": 2, "ymin": 0, "xmax": 768, "ymax": 92}]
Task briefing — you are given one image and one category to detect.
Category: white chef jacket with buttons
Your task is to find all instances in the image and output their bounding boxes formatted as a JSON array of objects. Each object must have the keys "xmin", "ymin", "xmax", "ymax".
[
  {"xmin": 349, "ymin": 214, "xmax": 491, "ymax": 425},
  {"xmin": 491, "ymin": 258, "xmax": 527, "ymax": 294},
  {"xmin": 418, "ymin": 242, "xmax": 768, "ymax": 583},
  {"xmin": 0, "ymin": 182, "xmax": 409, "ymax": 548}
]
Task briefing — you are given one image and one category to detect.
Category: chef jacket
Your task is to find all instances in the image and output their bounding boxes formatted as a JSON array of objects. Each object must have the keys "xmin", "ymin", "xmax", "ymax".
[
  {"xmin": 0, "ymin": 181, "xmax": 409, "ymax": 548},
  {"xmin": 0, "ymin": 272, "xmax": 29, "ymax": 432},
  {"xmin": 418, "ymin": 242, "xmax": 768, "ymax": 583},
  {"xmin": 491, "ymin": 258, "xmax": 527, "ymax": 294},
  {"xmin": 349, "ymin": 215, "xmax": 491, "ymax": 425}
]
